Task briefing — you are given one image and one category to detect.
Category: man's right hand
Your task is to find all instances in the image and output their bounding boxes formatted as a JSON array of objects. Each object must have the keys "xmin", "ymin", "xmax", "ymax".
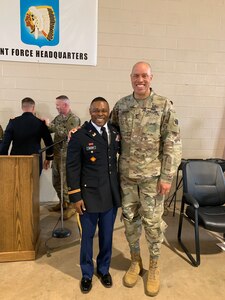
[{"xmin": 39, "ymin": 117, "xmax": 50, "ymax": 126}]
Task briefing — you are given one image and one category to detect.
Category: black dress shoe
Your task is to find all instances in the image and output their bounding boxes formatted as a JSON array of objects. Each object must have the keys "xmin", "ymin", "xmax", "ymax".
[
  {"xmin": 80, "ymin": 277, "xmax": 92, "ymax": 293},
  {"xmin": 97, "ymin": 272, "xmax": 112, "ymax": 288}
]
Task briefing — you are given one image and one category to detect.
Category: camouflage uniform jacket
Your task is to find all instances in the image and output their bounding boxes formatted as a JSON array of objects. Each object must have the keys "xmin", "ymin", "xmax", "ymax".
[
  {"xmin": 48, "ymin": 110, "xmax": 80, "ymax": 158},
  {"xmin": 110, "ymin": 89, "xmax": 182, "ymax": 183}
]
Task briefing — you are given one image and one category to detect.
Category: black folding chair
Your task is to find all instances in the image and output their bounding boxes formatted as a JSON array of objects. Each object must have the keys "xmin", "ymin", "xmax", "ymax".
[{"xmin": 177, "ymin": 160, "xmax": 225, "ymax": 266}]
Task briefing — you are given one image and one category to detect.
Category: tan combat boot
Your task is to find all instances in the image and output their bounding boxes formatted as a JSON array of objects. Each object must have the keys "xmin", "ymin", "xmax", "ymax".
[
  {"xmin": 146, "ymin": 257, "xmax": 160, "ymax": 297},
  {"xmin": 63, "ymin": 205, "xmax": 76, "ymax": 220},
  {"xmin": 123, "ymin": 252, "xmax": 143, "ymax": 287},
  {"xmin": 50, "ymin": 201, "xmax": 67, "ymax": 212}
]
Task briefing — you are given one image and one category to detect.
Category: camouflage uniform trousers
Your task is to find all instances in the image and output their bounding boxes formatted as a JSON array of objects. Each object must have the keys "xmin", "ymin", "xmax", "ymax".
[
  {"xmin": 121, "ymin": 175, "xmax": 167, "ymax": 258},
  {"xmin": 52, "ymin": 156, "xmax": 70, "ymax": 203}
]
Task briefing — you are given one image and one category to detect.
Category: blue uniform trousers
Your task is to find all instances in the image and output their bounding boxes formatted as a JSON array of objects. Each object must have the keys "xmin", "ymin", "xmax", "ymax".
[{"xmin": 80, "ymin": 207, "xmax": 117, "ymax": 279}]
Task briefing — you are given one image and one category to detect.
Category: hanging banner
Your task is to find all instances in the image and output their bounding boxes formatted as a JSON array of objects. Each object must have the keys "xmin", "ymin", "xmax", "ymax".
[{"xmin": 0, "ymin": 0, "xmax": 98, "ymax": 65}]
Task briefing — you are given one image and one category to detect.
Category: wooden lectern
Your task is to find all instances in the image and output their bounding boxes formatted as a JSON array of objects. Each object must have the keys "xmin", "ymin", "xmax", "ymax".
[{"xmin": 0, "ymin": 155, "xmax": 40, "ymax": 262}]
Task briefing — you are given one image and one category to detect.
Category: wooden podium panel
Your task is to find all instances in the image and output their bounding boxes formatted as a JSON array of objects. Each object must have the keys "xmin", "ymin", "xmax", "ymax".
[{"xmin": 0, "ymin": 155, "xmax": 40, "ymax": 262}]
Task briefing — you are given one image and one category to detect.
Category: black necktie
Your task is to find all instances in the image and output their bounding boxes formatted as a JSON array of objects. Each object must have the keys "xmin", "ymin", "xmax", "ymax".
[{"xmin": 101, "ymin": 126, "xmax": 108, "ymax": 143}]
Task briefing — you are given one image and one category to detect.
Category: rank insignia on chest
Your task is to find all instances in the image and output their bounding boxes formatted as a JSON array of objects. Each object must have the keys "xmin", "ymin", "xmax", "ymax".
[{"xmin": 90, "ymin": 156, "xmax": 96, "ymax": 162}]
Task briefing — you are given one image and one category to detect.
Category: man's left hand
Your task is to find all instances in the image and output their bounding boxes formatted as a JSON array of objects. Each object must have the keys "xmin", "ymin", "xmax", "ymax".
[{"xmin": 43, "ymin": 160, "xmax": 51, "ymax": 170}]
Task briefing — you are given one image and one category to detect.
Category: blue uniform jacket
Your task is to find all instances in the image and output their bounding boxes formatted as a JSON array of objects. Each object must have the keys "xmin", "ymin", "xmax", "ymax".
[
  {"xmin": 66, "ymin": 121, "xmax": 121, "ymax": 213},
  {"xmin": 0, "ymin": 112, "xmax": 54, "ymax": 169}
]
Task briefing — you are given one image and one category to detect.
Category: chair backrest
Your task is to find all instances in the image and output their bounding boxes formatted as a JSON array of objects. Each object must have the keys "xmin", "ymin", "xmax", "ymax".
[{"xmin": 182, "ymin": 160, "xmax": 225, "ymax": 206}]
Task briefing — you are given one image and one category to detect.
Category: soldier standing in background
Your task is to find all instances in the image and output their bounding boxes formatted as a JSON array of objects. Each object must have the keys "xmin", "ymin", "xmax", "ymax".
[
  {"xmin": 47, "ymin": 95, "xmax": 81, "ymax": 220},
  {"xmin": 110, "ymin": 62, "xmax": 182, "ymax": 297}
]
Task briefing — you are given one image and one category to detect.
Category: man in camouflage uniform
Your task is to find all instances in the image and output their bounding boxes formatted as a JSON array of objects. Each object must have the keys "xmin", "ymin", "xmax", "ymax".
[
  {"xmin": 110, "ymin": 62, "xmax": 182, "ymax": 296},
  {"xmin": 48, "ymin": 95, "xmax": 80, "ymax": 220}
]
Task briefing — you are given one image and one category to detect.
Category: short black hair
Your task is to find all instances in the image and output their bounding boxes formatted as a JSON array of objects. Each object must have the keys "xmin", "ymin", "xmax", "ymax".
[{"xmin": 90, "ymin": 96, "xmax": 108, "ymax": 105}]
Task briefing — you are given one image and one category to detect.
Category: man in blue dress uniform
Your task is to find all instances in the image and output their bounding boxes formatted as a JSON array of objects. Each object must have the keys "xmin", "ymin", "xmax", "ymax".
[
  {"xmin": 66, "ymin": 97, "xmax": 121, "ymax": 293},
  {"xmin": 0, "ymin": 97, "xmax": 53, "ymax": 172}
]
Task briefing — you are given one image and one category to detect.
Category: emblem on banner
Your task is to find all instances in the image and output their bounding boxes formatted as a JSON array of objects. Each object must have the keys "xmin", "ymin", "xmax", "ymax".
[{"xmin": 20, "ymin": 0, "xmax": 59, "ymax": 47}]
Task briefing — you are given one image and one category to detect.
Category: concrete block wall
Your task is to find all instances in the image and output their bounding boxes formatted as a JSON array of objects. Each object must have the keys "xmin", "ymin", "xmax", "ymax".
[{"xmin": 0, "ymin": 0, "xmax": 225, "ymax": 202}]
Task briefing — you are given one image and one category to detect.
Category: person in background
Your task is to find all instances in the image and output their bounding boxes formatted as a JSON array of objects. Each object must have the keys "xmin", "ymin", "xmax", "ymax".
[
  {"xmin": 110, "ymin": 61, "xmax": 182, "ymax": 297},
  {"xmin": 0, "ymin": 97, "xmax": 53, "ymax": 173},
  {"xmin": 47, "ymin": 95, "xmax": 80, "ymax": 220},
  {"xmin": 66, "ymin": 97, "xmax": 121, "ymax": 293},
  {"xmin": 0, "ymin": 125, "xmax": 3, "ymax": 143}
]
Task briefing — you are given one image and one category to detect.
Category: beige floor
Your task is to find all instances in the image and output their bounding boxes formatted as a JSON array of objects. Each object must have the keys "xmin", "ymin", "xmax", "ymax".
[{"xmin": 1, "ymin": 203, "xmax": 225, "ymax": 300}]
